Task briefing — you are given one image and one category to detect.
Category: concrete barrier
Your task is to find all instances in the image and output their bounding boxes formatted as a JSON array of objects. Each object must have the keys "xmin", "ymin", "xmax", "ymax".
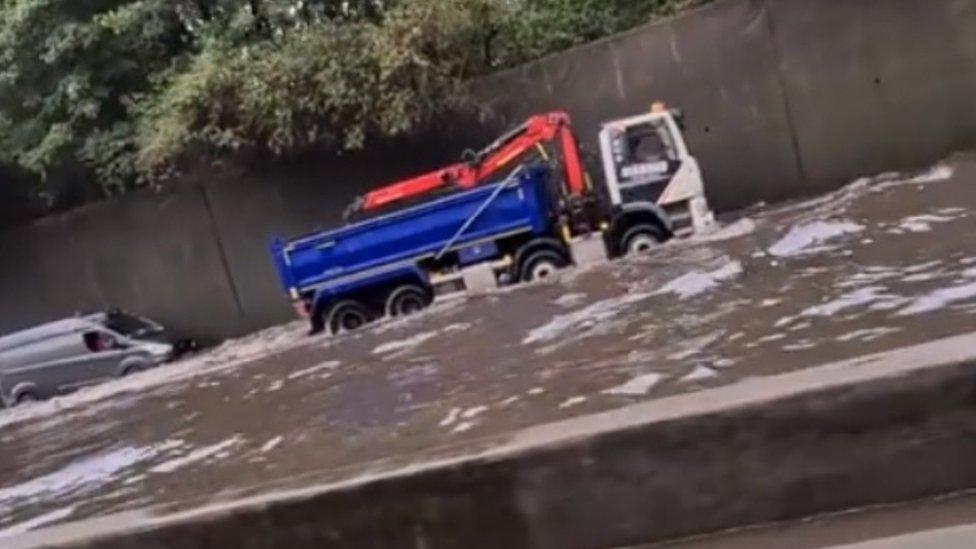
[{"xmin": 12, "ymin": 332, "xmax": 976, "ymax": 549}]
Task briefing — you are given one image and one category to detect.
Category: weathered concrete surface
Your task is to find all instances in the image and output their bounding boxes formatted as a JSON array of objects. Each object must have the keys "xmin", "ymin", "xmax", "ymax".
[
  {"xmin": 1, "ymin": 154, "xmax": 976, "ymax": 546},
  {"xmin": 0, "ymin": 186, "xmax": 242, "ymax": 344},
  {"xmin": 653, "ymin": 491, "xmax": 976, "ymax": 548},
  {"xmin": 9, "ymin": 333, "xmax": 976, "ymax": 548},
  {"xmin": 766, "ymin": 0, "xmax": 976, "ymax": 192}
]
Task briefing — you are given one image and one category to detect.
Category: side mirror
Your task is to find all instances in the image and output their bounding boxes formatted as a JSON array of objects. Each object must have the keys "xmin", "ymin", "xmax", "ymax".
[{"xmin": 669, "ymin": 108, "xmax": 686, "ymax": 131}]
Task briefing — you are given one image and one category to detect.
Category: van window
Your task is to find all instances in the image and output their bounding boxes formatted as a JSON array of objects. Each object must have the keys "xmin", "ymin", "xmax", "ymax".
[{"xmin": 83, "ymin": 331, "xmax": 121, "ymax": 353}]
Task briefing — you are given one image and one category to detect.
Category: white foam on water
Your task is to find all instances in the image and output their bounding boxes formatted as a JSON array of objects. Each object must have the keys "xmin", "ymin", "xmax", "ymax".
[
  {"xmin": 902, "ymin": 272, "xmax": 943, "ymax": 283},
  {"xmin": 892, "ymin": 214, "xmax": 958, "ymax": 234},
  {"xmin": 875, "ymin": 165, "xmax": 955, "ymax": 190},
  {"xmin": 499, "ymin": 396, "xmax": 520, "ymax": 407},
  {"xmin": 800, "ymin": 287, "xmax": 893, "ymax": 317},
  {"xmin": 783, "ymin": 341, "xmax": 818, "ymax": 352},
  {"xmin": 451, "ymin": 422, "xmax": 475, "ymax": 434},
  {"xmin": 553, "ymin": 293, "xmax": 588, "ymax": 308},
  {"xmin": 834, "ymin": 268, "xmax": 904, "ymax": 289},
  {"xmin": 680, "ymin": 366, "xmax": 719, "ymax": 383},
  {"xmin": 439, "ymin": 408, "xmax": 462, "ymax": 428},
  {"xmin": 371, "ymin": 331, "xmax": 438, "ymax": 355},
  {"xmin": 896, "ymin": 282, "xmax": 976, "ymax": 316},
  {"xmin": 836, "ymin": 327, "xmax": 902, "ymax": 343},
  {"xmin": 668, "ymin": 348, "xmax": 700, "ymax": 361},
  {"xmin": 559, "ymin": 396, "xmax": 588, "ymax": 409},
  {"xmin": 664, "ymin": 332, "xmax": 725, "ymax": 362},
  {"xmin": 522, "ymin": 291, "xmax": 651, "ymax": 345},
  {"xmin": 757, "ymin": 333, "xmax": 787, "ymax": 343},
  {"xmin": 0, "ymin": 440, "xmax": 179, "ymax": 506},
  {"xmin": 460, "ymin": 406, "xmax": 488, "ymax": 420},
  {"xmin": 768, "ymin": 220, "xmax": 865, "ymax": 257},
  {"xmin": 689, "ymin": 218, "xmax": 757, "ymax": 244},
  {"xmin": 653, "ymin": 261, "xmax": 743, "ymax": 300},
  {"xmin": 774, "ymin": 316, "xmax": 798, "ymax": 328},
  {"xmin": 712, "ymin": 358, "xmax": 737, "ymax": 369},
  {"xmin": 603, "ymin": 373, "xmax": 664, "ymax": 397},
  {"xmin": 259, "ymin": 436, "xmax": 284, "ymax": 454},
  {"xmin": 286, "ymin": 360, "xmax": 341, "ymax": 381},
  {"xmin": 0, "ymin": 506, "xmax": 76, "ymax": 539},
  {"xmin": 265, "ymin": 380, "xmax": 285, "ymax": 392},
  {"xmin": 149, "ymin": 436, "xmax": 243, "ymax": 475}
]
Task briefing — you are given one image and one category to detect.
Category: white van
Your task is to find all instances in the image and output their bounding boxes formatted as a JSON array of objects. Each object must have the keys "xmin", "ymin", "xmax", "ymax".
[{"xmin": 0, "ymin": 313, "xmax": 176, "ymax": 407}]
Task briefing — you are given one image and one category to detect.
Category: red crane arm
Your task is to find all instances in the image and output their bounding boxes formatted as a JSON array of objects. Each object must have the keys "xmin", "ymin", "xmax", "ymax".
[{"xmin": 357, "ymin": 111, "xmax": 586, "ymax": 214}]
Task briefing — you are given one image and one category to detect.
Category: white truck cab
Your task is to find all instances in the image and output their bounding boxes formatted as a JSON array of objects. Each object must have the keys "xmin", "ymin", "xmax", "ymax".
[{"xmin": 599, "ymin": 108, "xmax": 715, "ymax": 238}]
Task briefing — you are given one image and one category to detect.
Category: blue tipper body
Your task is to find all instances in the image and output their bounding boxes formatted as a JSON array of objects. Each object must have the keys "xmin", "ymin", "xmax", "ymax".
[{"xmin": 270, "ymin": 165, "xmax": 556, "ymax": 308}]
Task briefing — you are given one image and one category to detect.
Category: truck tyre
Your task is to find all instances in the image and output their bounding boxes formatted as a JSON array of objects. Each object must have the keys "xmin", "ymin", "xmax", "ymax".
[
  {"xmin": 386, "ymin": 285, "xmax": 430, "ymax": 318},
  {"xmin": 328, "ymin": 300, "xmax": 370, "ymax": 335},
  {"xmin": 15, "ymin": 392, "xmax": 38, "ymax": 406},
  {"xmin": 621, "ymin": 224, "xmax": 665, "ymax": 256},
  {"xmin": 520, "ymin": 250, "xmax": 568, "ymax": 282},
  {"xmin": 309, "ymin": 304, "xmax": 327, "ymax": 335}
]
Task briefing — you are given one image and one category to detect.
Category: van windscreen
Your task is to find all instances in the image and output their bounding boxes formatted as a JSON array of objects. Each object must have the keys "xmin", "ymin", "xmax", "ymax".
[{"xmin": 102, "ymin": 314, "xmax": 160, "ymax": 338}]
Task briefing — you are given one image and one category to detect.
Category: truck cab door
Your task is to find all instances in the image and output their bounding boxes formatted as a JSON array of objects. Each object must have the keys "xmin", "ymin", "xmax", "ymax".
[
  {"xmin": 605, "ymin": 116, "xmax": 681, "ymax": 206},
  {"xmin": 599, "ymin": 111, "xmax": 713, "ymax": 234}
]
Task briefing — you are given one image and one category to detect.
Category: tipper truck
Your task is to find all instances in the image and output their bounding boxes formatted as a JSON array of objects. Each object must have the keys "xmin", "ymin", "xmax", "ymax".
[{"xmin": 272, "ymin": 106, "xmax": 714, "ymax": 334}]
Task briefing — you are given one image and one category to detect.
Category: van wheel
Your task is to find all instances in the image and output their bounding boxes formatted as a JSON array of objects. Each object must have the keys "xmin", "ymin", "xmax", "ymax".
[
  {"xmin": 520, "ymin": 250, "xmax": 568, "ymax": 283},
  {"xmin": 621, "ymin": 224, "xmax": 665, "ymax": 256},
  {"xmin": 328, "ymin": 300, "xmax": 370, "ymax": 335},
  {"xmin": 122, "ymin": 364, "xmax": 148, "ymax": 377},
  {"xmin": 386, "ymin": 285, "xmax": 431, "ymax": 318},
  {"xmin": 15, "ymin": 392, "xmax": 38, "ymax": 406}
]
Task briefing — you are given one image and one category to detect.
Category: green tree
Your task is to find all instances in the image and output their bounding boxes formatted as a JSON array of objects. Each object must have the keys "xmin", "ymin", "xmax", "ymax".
[
  {"xmin": 0, "ymin": 0, "xmax": 399, "ymax": 192},
  {"xmin": 0, "ymin": 0, "xmax": 707, "ymax": 202},
  {"xmin": 135, "ymin": 0, "xmax": 504, "ymax": 179},
  {"xmin": 0, "ymin": 0, "xmax": 190, "ymax": 192}
]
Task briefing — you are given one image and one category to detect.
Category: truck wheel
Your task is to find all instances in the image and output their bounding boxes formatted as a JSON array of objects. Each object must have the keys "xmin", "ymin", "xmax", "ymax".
[
  {"xmin": 386, "ymin": 285, "xmax": 430, "ymax": 318},
  {"xmin": 15, "ymin": 392, "xmax": 38, "ymax": 406},
  {"xmin": 328, "ymin": 300, "xmax": 370, "ymax": 335},
  {"xmin": 309, "ymin": 306, "xmax": 327, "ymax": 335},
  {"xmin": 520, "ymin": 250, "xmax": 568, "ymax": 282},
  {"xmin": 621, "ymin": 224, "xmax": 665, "ymax": 256}
]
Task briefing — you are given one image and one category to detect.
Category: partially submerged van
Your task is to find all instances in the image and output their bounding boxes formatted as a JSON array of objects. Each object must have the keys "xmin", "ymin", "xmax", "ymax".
[{"xmin": 0, "ymin": 312, "xmax": 178, "ymax": 407}]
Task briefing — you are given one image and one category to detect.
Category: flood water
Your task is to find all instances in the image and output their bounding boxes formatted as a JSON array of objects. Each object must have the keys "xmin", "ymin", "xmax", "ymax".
[{"xmin": 2, "ymin": 154, "xmax": 976, "ymax": 537}]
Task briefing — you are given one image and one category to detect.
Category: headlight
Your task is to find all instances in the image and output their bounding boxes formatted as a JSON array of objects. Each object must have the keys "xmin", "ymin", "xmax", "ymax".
[{"xmin": 145, "ymin": 342, "xmax": 174, "ymax": 359}]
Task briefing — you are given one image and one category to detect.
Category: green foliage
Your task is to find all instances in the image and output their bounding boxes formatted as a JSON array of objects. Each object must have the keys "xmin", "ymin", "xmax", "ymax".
[
  {"xmin": 494, "ymin": 0, "xmax": 708, "ymax": 66},
  {"xmin": 136, "ymin": 0, "xmax": 502, "ymax": 179},
  {"xmin": 0, "ymin": 0, "xmax": 707, "ymax": 196},
  {"xmin": 0, "ymin": 0, "xmax": 188, "ymax": 191}
]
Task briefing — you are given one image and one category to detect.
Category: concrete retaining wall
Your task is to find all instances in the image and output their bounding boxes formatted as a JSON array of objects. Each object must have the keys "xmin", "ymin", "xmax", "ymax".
[
  {"xmin": 2, "ymin": 0, "xmax": 976, "ymax": 340},
  {"xmin": 14, "ymin": 333, "xmax": 976, "ymax": 549}
]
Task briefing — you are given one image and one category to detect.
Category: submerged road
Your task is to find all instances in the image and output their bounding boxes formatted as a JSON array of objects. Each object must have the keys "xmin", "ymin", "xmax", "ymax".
[{"xmin": 1, "ymin": 153, "xmax": 976, "ymax": 538}]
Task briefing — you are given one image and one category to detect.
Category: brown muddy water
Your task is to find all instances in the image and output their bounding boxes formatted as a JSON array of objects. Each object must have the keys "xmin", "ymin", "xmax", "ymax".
[{"xmin": 1, "ymin": 154, "xmax": 976, "ymax": 537}]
